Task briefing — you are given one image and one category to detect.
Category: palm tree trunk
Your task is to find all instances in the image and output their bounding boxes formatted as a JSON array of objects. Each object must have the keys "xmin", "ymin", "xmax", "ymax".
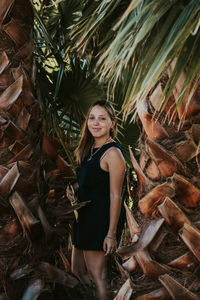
[
  {"xmin": 0, "ymin": 1, "xmax": 82, "ymax": 299},
  {"xmin": 0, "ymin": 0, "xmax": 47, "ymax": 298},
  {"xmin": 117, "ymin": 72, "xmax": 200, "ymax": 298}
]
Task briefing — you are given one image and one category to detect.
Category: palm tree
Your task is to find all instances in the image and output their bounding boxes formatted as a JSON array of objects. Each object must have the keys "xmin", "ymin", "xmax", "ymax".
[
  {"xmin": 0, "ymin": 1, "xmax": 93, "ymax": 299},
  {"xmin": 70, "ymin": 0, "xmax": 200, "ymax": 298}
]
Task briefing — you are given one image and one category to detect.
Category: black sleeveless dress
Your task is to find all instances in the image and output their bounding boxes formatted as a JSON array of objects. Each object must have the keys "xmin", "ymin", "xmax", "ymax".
[{"xmin": 72, "ymin": 141, "xmax": 122, "ymax": 251}]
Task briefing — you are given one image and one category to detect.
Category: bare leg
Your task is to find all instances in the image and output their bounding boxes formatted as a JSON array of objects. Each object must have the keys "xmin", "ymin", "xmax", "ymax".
[
  {"xmin": 84, "ymin": 250, "xmax": 110, "ymax": 300},
  {"xmin": 71, "ymin": 246, "xmax": 91, "ymax": 285}
]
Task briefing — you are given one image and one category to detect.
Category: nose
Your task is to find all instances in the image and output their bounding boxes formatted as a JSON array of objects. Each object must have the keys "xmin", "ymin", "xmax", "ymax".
[{"xmin": 93, "ymin": 118, "xmax": 99, "ymax": 125}]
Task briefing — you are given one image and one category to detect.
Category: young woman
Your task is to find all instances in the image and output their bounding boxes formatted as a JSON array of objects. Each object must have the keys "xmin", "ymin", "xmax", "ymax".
[{"xmin": 67, "ymin": 100, "xmax": 125, "ymax": 300}]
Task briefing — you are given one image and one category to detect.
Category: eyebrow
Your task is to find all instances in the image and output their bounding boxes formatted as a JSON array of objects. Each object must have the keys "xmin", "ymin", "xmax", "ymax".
[{"xmin": 89, "ymin": 114, "xmax": 106, "ymax": 116}]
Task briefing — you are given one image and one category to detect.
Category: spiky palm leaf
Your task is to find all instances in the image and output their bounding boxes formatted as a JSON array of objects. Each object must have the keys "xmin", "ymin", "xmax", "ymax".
[
  {"xmin": 34, "ymin": 0, "xmax": 105, "ymax": 168},
  {"xmin": 71, "ymin": 0, "xmax": 200, "ymax": 119}
]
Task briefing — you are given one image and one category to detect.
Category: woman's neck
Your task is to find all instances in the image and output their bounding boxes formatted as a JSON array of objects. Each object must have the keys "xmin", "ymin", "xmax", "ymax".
[{"xmin": 94, "ymin": 136, "xmax": 112, "ymax": 148}]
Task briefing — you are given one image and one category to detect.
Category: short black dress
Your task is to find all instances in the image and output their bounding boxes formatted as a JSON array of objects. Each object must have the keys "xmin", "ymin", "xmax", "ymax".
[{"xmin": 72, "ymin": 141, "xmax": 122, "ymax": 251}]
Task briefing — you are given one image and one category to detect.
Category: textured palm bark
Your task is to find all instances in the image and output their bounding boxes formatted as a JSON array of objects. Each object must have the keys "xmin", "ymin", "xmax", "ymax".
[
  {"xmin": 135, "ymin": 287, "xmax": 171, "ymax": 300},
  {"xmin": 115, "ymin": 74, "xmax": 200, "ymax": 298},
  {"xmin": 0, "ymin": 1, "xmax": 85, "ymax": 299},
  {"xmin": 0, "ymin": 1, "xmax": 44, "ymax": 298},
  {"xmin": 0, "ymin": 0, "xmax": 40, "ymax": 253}
]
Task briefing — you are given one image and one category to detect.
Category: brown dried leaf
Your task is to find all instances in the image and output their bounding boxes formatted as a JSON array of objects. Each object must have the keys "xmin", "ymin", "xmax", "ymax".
[
  {"xmin": 38, "ymin": 262, "xmax": 78, "ymax": 288},
  {"xmin": 137, "ymin": 99, "xmax": 169, "ymax": 139},
  {"xmin": 8, "ymin": 141, "xmax": 24, "ymax": 155},
  {"xmin": 12, "ymin": 65, "xmax": 35, "ymax": 106},
  {"xmin": 150, "ymin": 83, "xmax": 178, "ymax": 121},
  {"xmin": 150, "ymin": 228, "xmax": 167, "ymax": 252},
  {"xmin": 149, "ymin": 83, "xmax": 163, "ymax": 111},
  {"xmin": 114, "ymin": 278, "xmax": 133, "ymax": 300},
  {"xmin": 4, "ymin": 18, "xmax": 27, "ymax": 48},
  {"xmin": 16, "ymin": 106, "xmax": 31, "ymax": 131},
  {"xmin": 139, "ymin": 183, "xmax": 175, "ymax": 217},
  {"xmin": 37, "ymin": 205, "xmax": 54, "ymax": 241},
  {"xmin": 0, "ymin": 69, "xmax": 13, "ymax": 89},
  {"xmin": 129, "ymin": 146, "xmax": 154, "ymax": 196},
  {"xmin": 124, "ymin": 201, "xmax": 140, "ymax": 239},
  {"xmin": 0, "ymin": 52, "xmax": 9, "ymax": 74},
  {"xmin": 175, "ymin": 139, "xmax": 197, "ymax": 162},
  {"xmin": 114, "ymin": 257, "xmax": 129, "ymax": 281},
  {"xmin": 146, "ymin": 138, "xmax": 188, "ymax": 177},
  {"xmin": 145, "ymin": 160, "xmax": 161, "ymax": 181},
  {"xmin": 172, "ymin": 173, "xmax": 200, "ymax": 207},
  {"xmin": 135, "ymin": 250, "xmax": 170, "ymax": 279},
  {"xmin": 191, "ymin": 124, "xmax": 200, "ymax": 145},
  {"xmin": 179, "ymin": 223, "xmax": 200, "ymax": 262},
  {"xmin": 8, "ymin": 144, "xmax": 33, "ymax": 163},
  {"xmin": 17, "ymin": 161, "xmax": 33, "ymax": 177},
  {"xmin": 117, "ymin": 219, "xmax": 164, "ymax": 257},
  {"xmin": 168, "ymin": 58, "xmax": 200, "ymax": 121},
  {"xmin": 9, "ymin": 192, "xmax": 42, "ymax": 242},
  {"xmin": 139, "ymin": 151, "xmax": 149, "ymax": 171},
  {"xmin": 159, "ymin": 274, "xmax": 199, "ymax": 300},
  {"xmin": 158, "ymin": 197, "xmax": 191, "ymax": 234},
  {"xmin": 0, "ymin": 76, "xmax": 23, "ymax": 110},
  {"xmin": 122, "ymin": 256, "xmax": 138, "ymax": 272},
  {"xmin": 0, "ymin": 116, "xmax": 7, "ymax": 125},
  {"xmin": 0, "ymin": 0, "xmax": 14, "ymax": 26},
  {"xmin": 135, "ymin": 287, "xmax": 170, "ymax": 300},
  {"xmin": 0, "ymin": 162, "xmax": 20, "ymax": 198},
  {"xmin": 168, "ymin": 252, "xmax": 196, "ymax": 271}
]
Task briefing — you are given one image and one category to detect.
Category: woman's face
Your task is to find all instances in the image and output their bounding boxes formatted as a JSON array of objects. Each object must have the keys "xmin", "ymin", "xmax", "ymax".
[{"xmin": 87, "ymin": 105, "xmax": 114, "ymax": 139}]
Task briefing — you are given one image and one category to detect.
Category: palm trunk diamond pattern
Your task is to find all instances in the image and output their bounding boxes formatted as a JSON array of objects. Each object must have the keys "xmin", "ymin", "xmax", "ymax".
[
  {"xmin": 115, "ymin": 71, "xmax": 200, "ymax": 299},
  {"xmin": 0, "ymin": 1, "xmax": 83, "ymax": 299}
]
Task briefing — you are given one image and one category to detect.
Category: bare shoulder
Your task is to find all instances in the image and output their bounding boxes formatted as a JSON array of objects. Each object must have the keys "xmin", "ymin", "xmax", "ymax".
[{"xmin": 106, "ymin": 146, "xmax": 125, "ymax": 163}]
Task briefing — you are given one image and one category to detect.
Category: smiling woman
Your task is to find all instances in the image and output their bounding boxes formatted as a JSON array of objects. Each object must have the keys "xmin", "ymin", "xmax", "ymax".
[
  {"xmin": 87, "ymin": 106, "xmax": 115, "ymax": 139},
  {"xmin": 66, "ymin": 100, "xmax": 125, "ymax": 300}
]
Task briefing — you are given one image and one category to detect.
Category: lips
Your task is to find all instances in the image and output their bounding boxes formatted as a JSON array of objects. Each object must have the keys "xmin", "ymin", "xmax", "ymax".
[{"xmin": 92, "ymin": 128, "xmax": 101, "ymax": 131}]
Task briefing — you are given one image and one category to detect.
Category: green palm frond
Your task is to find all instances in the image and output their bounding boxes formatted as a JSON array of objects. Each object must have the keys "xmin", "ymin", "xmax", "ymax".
[
  {"xmin": 70, "ymin": 0, "xmax": 200, "ymax": 119},
  {"xmin": 55, "ymin": 57, "xmax": 103, "ymax": 125},
  {"xmin": 35, "ymin": 0, "xmax": 83, "ymax": 34},
  {"xmin": 110, "ymin": 73, "xmax": 140, "ymax": 164},
  {"xmin": 36, "ymin": 56, "xmax": 103, "ymax": 160},
  {"xmin": 34, "ymin": 0, "xmax": 103, "ymax": 165}
]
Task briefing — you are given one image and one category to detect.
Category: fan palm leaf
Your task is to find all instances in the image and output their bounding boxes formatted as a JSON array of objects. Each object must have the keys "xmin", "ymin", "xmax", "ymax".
[
  {"xmin": 34, "ymin": 1, "xmax": 104, "ymax": 166},
  {"xmin": 70, "ymin": 0, "xmax": 200, "ymax": 118}
]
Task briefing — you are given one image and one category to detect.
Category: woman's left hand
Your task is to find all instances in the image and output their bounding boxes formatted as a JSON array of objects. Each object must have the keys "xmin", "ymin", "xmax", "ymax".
[{"xmin": 103, "ymin": 236, "xmax": 117, "ymax": 256}]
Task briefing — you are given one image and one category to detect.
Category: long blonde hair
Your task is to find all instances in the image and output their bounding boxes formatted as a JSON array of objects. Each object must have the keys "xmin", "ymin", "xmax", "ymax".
[{"xmin": 76, "ymin": 100, "xmax": 117, "ymax": 166}]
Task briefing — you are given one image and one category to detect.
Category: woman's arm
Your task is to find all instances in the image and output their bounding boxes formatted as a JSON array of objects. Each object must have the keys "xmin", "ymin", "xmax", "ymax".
[{"xmin": 102, "ymin": 148, "xmax": 126, "ymax": 255}]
